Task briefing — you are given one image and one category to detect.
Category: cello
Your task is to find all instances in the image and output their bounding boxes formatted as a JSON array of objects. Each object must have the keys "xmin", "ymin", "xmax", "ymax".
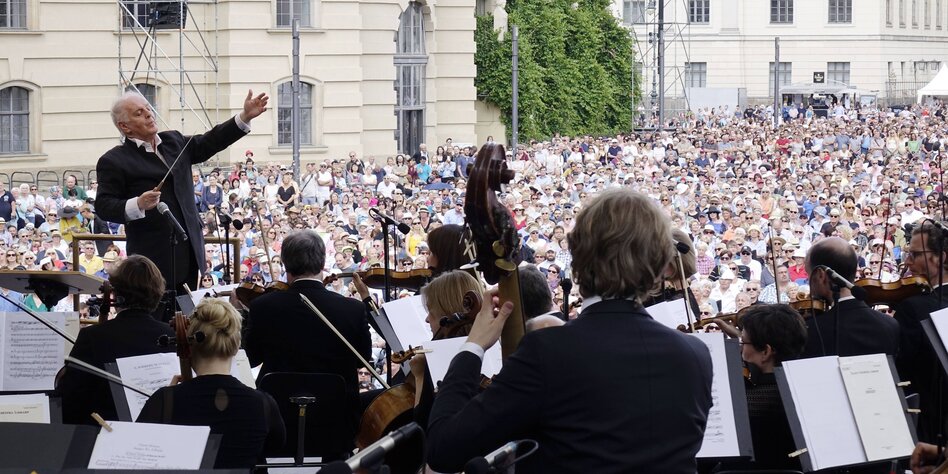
[{"xmin": 464, "ymin": 143, "xmax": 527, "ymax": 359}]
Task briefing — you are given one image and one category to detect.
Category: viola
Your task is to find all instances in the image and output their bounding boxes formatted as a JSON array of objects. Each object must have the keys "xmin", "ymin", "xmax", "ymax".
[
  {"xmin": 325, "ymin": 268, "xmax": 432, "ymax": 292},
  {"xmin": 854, "ymin": 276, "xmax": 930, "ymax": 306},
  {"xmin": 170, "ymin": 312, "xmax": 193, "ymax": 382}
]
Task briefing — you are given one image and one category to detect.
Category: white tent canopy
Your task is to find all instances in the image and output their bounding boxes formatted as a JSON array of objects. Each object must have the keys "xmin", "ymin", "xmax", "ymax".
[{"xmin": 917, "ymin": 64, "xmax": 948, "ymax": 102}]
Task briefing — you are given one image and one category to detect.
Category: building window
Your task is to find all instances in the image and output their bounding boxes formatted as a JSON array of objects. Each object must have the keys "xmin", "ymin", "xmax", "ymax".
[
  {"xmin": 828, "ymin": 0, "xmax": 852, "ymax": 23},
  {"xmin": 120, "ymin": 0, "xmax": 149, "ymax": 28},
  {"xmin": 937, "ymin": 0, "xmax": 943, "ymax": 28},
  {"xmin": 769, "ymin": 62, "xmax": 792, "ymax": 93},
  {"xmin": 125, "ymin": 84, "xmax": 157, "ymax": 110},
  {"xmin": 926, "ymin": 0, "xmax": 932, "ymax": 26},
  {"xmin": 685, "ymin": 62, "xmax": 707, "ymax": 87},
  {"xmin": 827, "ymin": 62, "xmax": 851, "ymax": 84},
  {"xmin": 770, "ymin": 0, "xmax": 793, "ymax": 23},
  {"xmin": 623, "ymin": 0, "xmax": 646, "ymax": 24},
  {"xmin": 0, "ymin": 0, "xmax": 26, "ymax": 28},
  {"xmin": 688, "ymin": 0, "xmax": 709, "ymax": 23},
  {"xmin": 475, "ymin": 0, "xmax": 487, "ymax": 16},
  {"xmin": 276, "ymin": 0, "xmax": 311, "ymax": 28},
  {"xmin": 913, "ymin": 0, "xmax": 918, "ymax": 25},
  {"xmin": 0, "ymin": 86, "xmax": 29, "ymax": 154},
  {"xmin": 395, "ymin": 2, "xmax": 426, "ymax": 155},
  {"xmin": 900, "ymin": 0, "xmax": 906, "ymax": 26},
  {"xmin": 277, "ymin": 81, "xmax": 313, "ymax": 146}
]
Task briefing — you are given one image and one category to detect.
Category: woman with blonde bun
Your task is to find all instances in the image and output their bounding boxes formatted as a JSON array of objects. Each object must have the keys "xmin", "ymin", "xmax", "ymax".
[{"xmin": 137, "ymin": 299, "xmax": 285, "ymax": 469}]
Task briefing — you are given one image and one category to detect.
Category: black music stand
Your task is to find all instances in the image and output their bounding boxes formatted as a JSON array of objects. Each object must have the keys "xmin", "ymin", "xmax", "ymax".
[{"xmin": 0, "ymin": 422, "xmax": 98, "ymax": 469}]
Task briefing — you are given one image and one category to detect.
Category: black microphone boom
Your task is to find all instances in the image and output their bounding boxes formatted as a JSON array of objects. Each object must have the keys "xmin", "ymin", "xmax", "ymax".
[
  {"xmin": 370, "ymin": 207, "xmax": 411, "ymax": 234},
  {"xmin": 320, "ymin": 422, "xmax": 422, "ymax": 474},
  {"xmin": 817, "ymin": 265, "xmax": 867, "ymax": 301},
  {"xmin": 216, "ymin": 208, "xmax": 243, "ymax": 230},
  {"xmin": 156, "ymin": 202, "xmax": 188, "ymax": 242},
  {"xmin": 464, "ymin": 439, "xmax": 538, "ymax": 474}
]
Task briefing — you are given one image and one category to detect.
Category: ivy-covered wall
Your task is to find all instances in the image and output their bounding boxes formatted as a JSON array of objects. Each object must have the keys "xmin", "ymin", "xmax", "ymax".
[{"xmin": 474, "ymin": 0, "xmax": 640, "ymax": 140}]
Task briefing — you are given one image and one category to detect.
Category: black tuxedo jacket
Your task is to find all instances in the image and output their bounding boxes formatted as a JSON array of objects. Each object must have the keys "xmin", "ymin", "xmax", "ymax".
[
  {"xmin": 89, "ymin": 214, "xmax": 114, "ymax": 255},
  {"xmin": 426, "ymin": 299, "xmax": 713, "ymax": 474},
  {"xmin": 801, "ymin": 298, "xmax": 900, "ymax": 358},
  {"xmin": 56, "ymin": 309, "xmax": 175, "ymax": 424},
  {"xmin": 892, "ymin": 285, "xmax": 948, "ymax": 441},
  {"xmin": 244, "ymin": 279, "xmax": 372, "ymax": 425},
  {"xmin": 95, "ymin": 118, "xmax": 246, "ymax": 286}
]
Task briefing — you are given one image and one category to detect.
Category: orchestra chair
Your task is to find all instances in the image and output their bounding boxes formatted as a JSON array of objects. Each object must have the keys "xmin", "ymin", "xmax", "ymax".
[{"xmin": 257, "ymin": 372, "xmax": 353, "ymax": 467}]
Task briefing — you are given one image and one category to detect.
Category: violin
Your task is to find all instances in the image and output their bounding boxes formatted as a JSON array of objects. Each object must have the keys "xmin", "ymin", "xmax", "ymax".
[
  {"xmin": 390, "ymin": 346, "xmax": 432, "ymax": 364},
  {"xmin": 789, "ymin": 298, "xmax": 827, "ymax": 319},
  {"xmin": 325, "ymin": 268, "xmax": 432, "ymax": 292},
  {"xmin": 854, "ymin": 276, "xmax": 930, "ymax": 306},
  {"xmin": 233, "ymin": 280, "xmax": 290, "ymax": 306}
]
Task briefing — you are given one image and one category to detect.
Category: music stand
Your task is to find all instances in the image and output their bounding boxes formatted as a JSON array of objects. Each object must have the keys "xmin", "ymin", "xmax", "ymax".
[
  {"xmin": 0, "ymin": 270, "xmax": 103, "ymax": 308},
  {"xmin": 0, "ymin": 422, "xmax": 99, "ymax": 469}
]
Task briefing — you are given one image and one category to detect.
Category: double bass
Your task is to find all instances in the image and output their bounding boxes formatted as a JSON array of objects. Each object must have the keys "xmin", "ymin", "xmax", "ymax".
[{"xmin": 464, "ymin": 143, "xmax": 527, "ymax": 359}]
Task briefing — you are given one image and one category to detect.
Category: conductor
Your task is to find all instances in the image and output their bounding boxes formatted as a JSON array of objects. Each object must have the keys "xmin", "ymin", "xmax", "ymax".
[{"xmin": 95, "ymin": 90, "xmax": 268, "ymax": 292}]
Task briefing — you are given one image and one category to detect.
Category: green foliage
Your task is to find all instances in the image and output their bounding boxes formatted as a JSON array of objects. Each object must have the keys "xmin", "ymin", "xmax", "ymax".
[{"xmin": 474, "ymin": 0, "xmax": 639, "ymax": 140}]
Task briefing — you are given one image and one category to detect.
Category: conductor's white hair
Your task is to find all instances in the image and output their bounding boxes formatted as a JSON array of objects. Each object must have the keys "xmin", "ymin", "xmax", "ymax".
[{"xmin": 110, "ymin": 91, "xmax": 146, "ymax": 133}]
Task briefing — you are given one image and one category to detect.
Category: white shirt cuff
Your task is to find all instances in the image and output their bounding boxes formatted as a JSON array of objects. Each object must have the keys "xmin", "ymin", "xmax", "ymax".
[
  {"xmin": 459, "ymin": 341, "xmax": 485, "ymax": 361},
  {"xmin": 125, "ymin": 197, "xmax": 145, "ymax": 221},
  {"xmin": 234, "ymin": 114, "xmax": 251, "ymax": 133}
]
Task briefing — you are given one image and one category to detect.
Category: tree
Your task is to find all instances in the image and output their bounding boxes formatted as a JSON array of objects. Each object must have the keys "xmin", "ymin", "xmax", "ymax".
[{"xmin": 475, "ymin": 0, "xmax": 640, "ymax": 140}]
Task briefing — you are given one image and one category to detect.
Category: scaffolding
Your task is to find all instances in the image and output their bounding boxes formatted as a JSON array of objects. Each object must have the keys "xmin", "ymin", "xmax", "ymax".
[
  {"xmin": 627, "ymin": 0, "xmax": 692, "ymax": 129},
  {"xmin": 116, "ymin": 0, "xmax": 220, "ymax": 135}
]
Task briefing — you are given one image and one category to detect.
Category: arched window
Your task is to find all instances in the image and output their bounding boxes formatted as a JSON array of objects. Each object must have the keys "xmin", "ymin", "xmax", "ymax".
[
  {"xmin": 0, "ymin": 86, "xmax": 29, "ymax": 154},
  {"xmin": 277, "ymin": 81, "xmax": 313, "ymax": 146},
  {"xmin": 126, "ymin": 83, "xmax": 157, "ymax": 109},
  {"xmin": 394, "ymin": 2, "xmax": 426, "ymax": 154}
]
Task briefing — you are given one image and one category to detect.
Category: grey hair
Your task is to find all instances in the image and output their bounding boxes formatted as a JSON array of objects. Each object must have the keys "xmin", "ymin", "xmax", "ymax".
[
  {"xmin": 519, "ymin": 264, "xmax": 553, "ymax": 319},
  {"xmin": 110, "ymin": 91, "xmax": 145, "ymax": 133},
  {"xmin": 280, "ymin": 230, "xmax": 326, "ymax": 277}
]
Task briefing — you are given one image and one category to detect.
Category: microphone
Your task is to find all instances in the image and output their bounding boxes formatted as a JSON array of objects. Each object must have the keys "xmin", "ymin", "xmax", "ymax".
[
  {"xmin": 464, "ymin": 439, "xmax": 538, "ymax": 474},
  {"xmin": 815, "ymin": 265, "xmax": 867, "ymax": 301},
  {"xmin": 370, "ymin": 208, "xmax": 411, "ymax": 234},
  {"xmin": 320, "ymin": 422, "xmax": 422, "ymax": 474},
  {"xmin": 216, "ymin": 208, "xmax": 243, "ymax": 230},
  {"xmin": 156, "ymin": 202, "xmax": 189, "ymax": 242},
  {"xmin": 673, "ymin": 240, "xmax": 690, "ymax": 254}
]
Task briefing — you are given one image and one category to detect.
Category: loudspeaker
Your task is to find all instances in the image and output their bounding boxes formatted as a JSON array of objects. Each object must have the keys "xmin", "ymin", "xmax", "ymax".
[{"xmin": 148, "ymin": 1, "xmax": 188, "ymax": 29}]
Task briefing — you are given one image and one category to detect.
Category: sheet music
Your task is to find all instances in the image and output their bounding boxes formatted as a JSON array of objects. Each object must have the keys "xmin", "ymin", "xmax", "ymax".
[
  {"xmin": 644, "ymin": 299, "xmax": 690, "ymax": 330},
  {"xmin": 189, "ymin": 284, "xmax": 238, "ymax": 306},
  {"xmin": 231, "ymin": 349, "xmax": 256, "ymax": 388},
  {"xmin": 930, "ymin": 307, "xmax": 948, "ymax": 350},
  {"xmin": 86, "ymin": 421, "xmax": 210, "ymax": 470},
  {"xmin": 0, "ymin": 393, "xmax": 49, "ymax": 423},
  {"xmin": 692, "ymin": 332, "xmax": 741, "ymax": 458},
  {"xmin": 115, "ymin": 353, "xmax": 180, "ymax": 421},
  {"xmin": 0, "ymin": 312, "xmax": 66, "ymax": 391},
  {"xmin": 424, "ymin": 337, "xmax": 502, "ymax": 386},
  {"xmin": 839, "ymin": 354, "xmax": 915, "ymax": 462},
  {"xmin": 782, "ymin": 356, "xmax": 866, "ymax": 470},
  {"xmin": 382, "ymin": 295, "xmax": 432, "ymax": 350},
  {"xmin": 63, "ymin": 312, "xmax": 80, "ymax": 355}
]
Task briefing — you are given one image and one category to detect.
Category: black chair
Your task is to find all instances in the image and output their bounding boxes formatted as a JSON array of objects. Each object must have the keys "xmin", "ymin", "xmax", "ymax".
[{"xmin": 257, "ymin": 372, "xmax": 354, "ymax": 465}]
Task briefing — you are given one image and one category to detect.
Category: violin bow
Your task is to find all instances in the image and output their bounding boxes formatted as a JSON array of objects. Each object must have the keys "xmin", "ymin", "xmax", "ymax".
[
  {"xmin": 299, "ymin": 294, "xmax": 390, "ymax": 390},
  {"xmin": 676, "ymin": 250, "xmax": 695, "ymax": 332},
  {"xmin": 767, "ymin": 217, "xmax": 782, "ymax": 302},
  {"xmin": 878, "ymin": 186, "xmax": 895, "ymax": 279}
]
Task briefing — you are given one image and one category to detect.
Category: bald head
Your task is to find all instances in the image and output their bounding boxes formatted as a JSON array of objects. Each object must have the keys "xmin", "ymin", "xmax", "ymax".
[{"xmin": 806, "ymin": 236, "xmax": 858, "ymax": 281}]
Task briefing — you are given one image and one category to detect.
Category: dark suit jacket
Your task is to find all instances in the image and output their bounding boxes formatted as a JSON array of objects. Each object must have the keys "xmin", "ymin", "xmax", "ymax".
[
  {"xmin": 801, "ymin": 298, "xmax": 900, "ymax": 359},
  {"xmin": 892, "ymin": 286, "xmax": 948, "ymax": 442},
  {"xmin": 88, "ymin": 214, "xmax": 114, "ymax": 256},
  {"xmin": 95, "ymin": 118, "xmax": 246, "ymax": 286},
  {"xmin": 426, "ymin": 299, "xmax": 713, "ymax": 474},
  {"xmin": 56, "ymin": 309, "xmax": 175, "ymax": 424},
  {"xmin": 244, "ymin": 279, "xmax": 372, "ymax": 426}
]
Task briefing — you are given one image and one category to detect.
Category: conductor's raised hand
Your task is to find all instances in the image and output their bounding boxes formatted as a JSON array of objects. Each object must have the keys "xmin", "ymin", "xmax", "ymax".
[
  {"xmin": 240, "ymin": 89, "xmax": 270, "ymax": 123},
  {"xmin": 466, "ymin": 288, "xmax": 514, "ymax": 351},
  {"xmin": 137, "ymin": 190, "xmax": 161, "ymax": 212}
]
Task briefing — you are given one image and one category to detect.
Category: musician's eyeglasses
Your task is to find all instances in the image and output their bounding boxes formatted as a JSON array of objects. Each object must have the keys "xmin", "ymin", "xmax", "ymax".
[{"xmin": 906, "ymin": 249, "xmax": 936, "ymax": 259}]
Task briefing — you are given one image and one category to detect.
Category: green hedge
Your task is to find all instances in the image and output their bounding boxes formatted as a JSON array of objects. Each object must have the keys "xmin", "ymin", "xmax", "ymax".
[{"xmin": 474, "ymin": 0, "xmax": 640, "ymax": 140}]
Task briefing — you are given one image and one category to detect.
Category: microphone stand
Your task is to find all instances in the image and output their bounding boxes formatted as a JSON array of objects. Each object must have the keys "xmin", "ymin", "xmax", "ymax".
[
  {"xmin": 380, "ymin": 218, "xmax": 394, "ymax": 385},
  {"xmin": 215, "ymin": 208, "xmax": 232, "ymax": 284}
]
